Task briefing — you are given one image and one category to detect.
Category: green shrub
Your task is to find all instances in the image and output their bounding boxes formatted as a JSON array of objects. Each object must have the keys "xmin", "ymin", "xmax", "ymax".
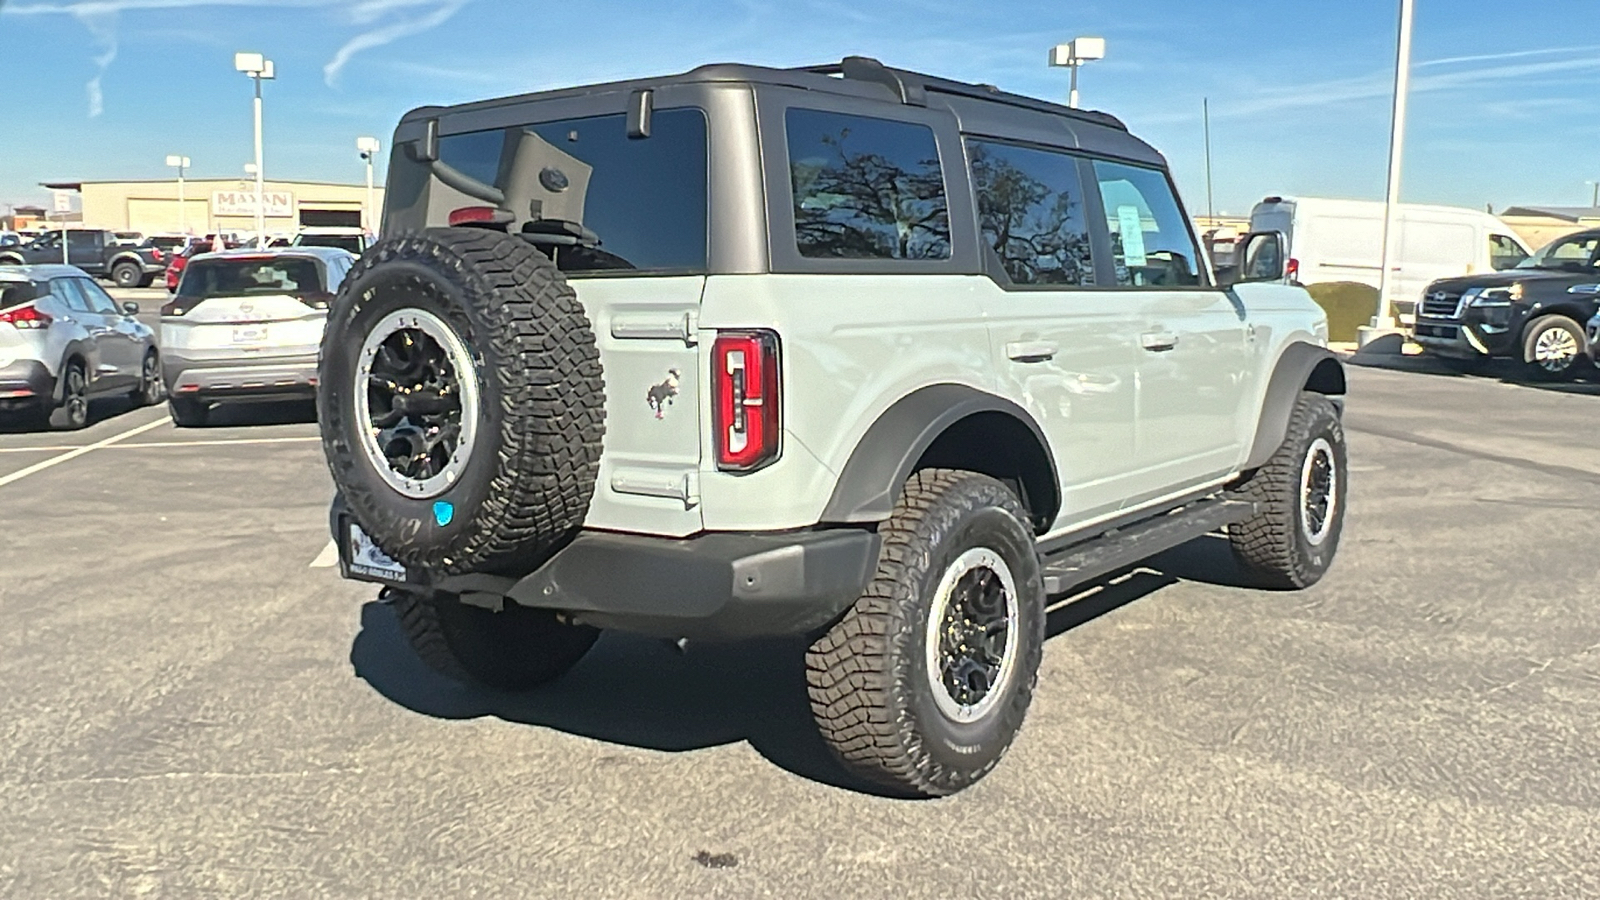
[{"xmin": 1305, "ymin": 282, "xmax": 1379, "ymax": 343}]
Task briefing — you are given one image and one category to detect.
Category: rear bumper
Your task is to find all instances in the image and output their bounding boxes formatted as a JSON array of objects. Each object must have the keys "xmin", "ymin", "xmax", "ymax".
[
  {"xmin": 0, "ymin": 358, "xmax": 54, "ymax": 408},
  {"xmin": 331, "ymin": 497, "xmax": 880, "ymax": 642},
  {"xmin": 163, "ymin": 351, "xmax": 318, "ymax": 400}
]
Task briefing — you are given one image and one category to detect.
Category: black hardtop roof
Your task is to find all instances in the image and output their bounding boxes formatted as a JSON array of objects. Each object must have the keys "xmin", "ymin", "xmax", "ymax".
[{"xmin": 398, "ymin": 56, "xmax": 1163, "ymax": 166}]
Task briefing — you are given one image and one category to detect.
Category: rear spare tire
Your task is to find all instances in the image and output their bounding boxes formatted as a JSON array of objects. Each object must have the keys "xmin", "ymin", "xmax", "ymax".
[{"xmin": 318, "ymin": 228, "xmax": 605, "ymax": 575}]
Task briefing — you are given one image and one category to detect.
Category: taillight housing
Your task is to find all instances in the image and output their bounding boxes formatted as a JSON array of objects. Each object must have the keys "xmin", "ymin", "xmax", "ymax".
[
  {"xmin": 1286, "ymin": 257, "xmax": 1300, "ymax": 282},
  {"xmin": 712, "ymin": 330, "xmax": 780, "ymax": 472},
  {"xmin": 0, "ymin": 304, "xmax": 51, "ymax": 329},
  {"xmin": 150, "ymin": 248, "xmax": 164, "ymax": 262}
]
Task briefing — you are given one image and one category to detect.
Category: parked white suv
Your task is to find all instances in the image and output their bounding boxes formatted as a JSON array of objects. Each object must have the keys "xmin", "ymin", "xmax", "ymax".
[{"xmin": 319, "ymin": 57, "xmax": 1348, "ymax": 797}]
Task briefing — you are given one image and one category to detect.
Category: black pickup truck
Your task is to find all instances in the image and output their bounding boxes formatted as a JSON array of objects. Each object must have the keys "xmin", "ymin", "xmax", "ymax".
[{"xmin": 0, "ymin": 229, "xmax": 167, "ymax": 288}]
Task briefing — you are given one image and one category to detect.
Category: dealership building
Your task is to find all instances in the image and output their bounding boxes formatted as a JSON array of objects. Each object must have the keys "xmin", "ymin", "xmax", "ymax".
[{"xmin": 39, "ymin": 178, "xmax": 386, "ymax": 237}]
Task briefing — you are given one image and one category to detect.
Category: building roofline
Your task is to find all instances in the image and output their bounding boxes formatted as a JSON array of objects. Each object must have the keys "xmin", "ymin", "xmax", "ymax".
[{"xmin": 41, "ymin": 179, "xmax": 380, "ymax": 190}]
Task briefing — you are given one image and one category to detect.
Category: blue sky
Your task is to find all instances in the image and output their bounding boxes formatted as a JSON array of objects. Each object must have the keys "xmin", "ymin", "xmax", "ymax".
[{"xmin": 2, "ymin": 0, "xmax": 1597, "ymax": 218}]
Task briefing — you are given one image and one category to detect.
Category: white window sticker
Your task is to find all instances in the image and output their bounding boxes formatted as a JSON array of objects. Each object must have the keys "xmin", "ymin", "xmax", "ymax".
[{"xmin": 1117, "ymin": 205, "xmax": 1147, "ymax": 267}]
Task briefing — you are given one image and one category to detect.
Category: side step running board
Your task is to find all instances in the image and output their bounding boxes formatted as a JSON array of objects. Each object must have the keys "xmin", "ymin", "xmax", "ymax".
[{"xmin": 1038, "ymin": 498, "xmax": 1256, "ymax": 596}]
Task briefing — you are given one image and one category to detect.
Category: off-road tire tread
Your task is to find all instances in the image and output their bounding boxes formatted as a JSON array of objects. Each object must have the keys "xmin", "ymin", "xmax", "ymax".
[
  {"xmin": 1228, "ymin": 391, "xmax": 1342, "ymax": 588},
  {"xmin": 320, "ymin": 228, "xmax": 605, "ymax": 574},
  {"xmin": 805, "ymin": 469, "xmax": 1042, "ymax": 797}
]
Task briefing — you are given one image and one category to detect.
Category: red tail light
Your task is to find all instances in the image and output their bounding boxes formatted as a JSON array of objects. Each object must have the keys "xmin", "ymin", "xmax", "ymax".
[
  {"xmin": 0, "ymin": 304, "xmax": 51, "ymax": 329},
  {"xmin": 150, "ymin": 248, "xmax": 164, "ymax": 262},
  {"xmin": 712, "ymin": 330, "xmax": 781, "ymax": 472},
  {"xmin": 1286, "ymin": 257, "xmax": 1300, "ymax": 281},
  {"xmin": 448, "ymin": 206, "xmax": 514, "ymax": 227}
]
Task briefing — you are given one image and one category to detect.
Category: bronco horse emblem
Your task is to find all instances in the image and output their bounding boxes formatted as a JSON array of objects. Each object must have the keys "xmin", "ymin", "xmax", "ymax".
[{"xmin": 646, "ymin": 368, "xmax": 680, "ymax": 419}]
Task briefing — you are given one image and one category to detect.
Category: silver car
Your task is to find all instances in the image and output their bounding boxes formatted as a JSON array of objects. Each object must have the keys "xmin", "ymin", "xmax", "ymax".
[
  {"xmin": 0, "ymin": 264, "xmax": 161, "ymax": 429},
  {"xmin": 160, "ymin": 247, "xmax": 354, "ymax": 426}
]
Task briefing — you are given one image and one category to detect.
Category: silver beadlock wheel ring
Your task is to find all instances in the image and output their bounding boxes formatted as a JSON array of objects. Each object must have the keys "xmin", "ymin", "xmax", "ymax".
[
  {"xmin": 1533, "ymin": 326, "xmax": 1578, "ymax": 371},
  {"xmin": 354, "ymin": 307, "xmax": 480, "ymax": 499},
  {"xmin": 1300, "ymin": 436, "xmax": 1337, "ymax": 546},
  {"xmin": 924, "ymin": 547, "xmax": 1021, "ymax": 724}
]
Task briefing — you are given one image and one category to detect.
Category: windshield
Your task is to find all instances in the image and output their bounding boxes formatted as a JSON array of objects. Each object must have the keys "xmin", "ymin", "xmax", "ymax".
[
  {"xmin": 1518, "ymin": 234, "xmax": 1600, "ymax": 271},
  {"xmin": 177, "ymin": 257, "xmax": 325, "ymax": 299}
]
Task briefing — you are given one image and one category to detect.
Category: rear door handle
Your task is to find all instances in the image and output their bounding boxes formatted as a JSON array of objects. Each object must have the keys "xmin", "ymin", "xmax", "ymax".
[
  {"xmin": 1141, "ymin": 331, "xmax": 1178, "ymax": 352},
  {"xmin": 1005, "ymin": 340, "xmax": 1058, "ymax": 362}
]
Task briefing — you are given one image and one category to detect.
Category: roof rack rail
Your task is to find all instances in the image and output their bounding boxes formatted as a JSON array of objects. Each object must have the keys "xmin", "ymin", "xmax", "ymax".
[{"xmin": 793, "ymin": 57, "xmax": 1127, "ymax": 131}]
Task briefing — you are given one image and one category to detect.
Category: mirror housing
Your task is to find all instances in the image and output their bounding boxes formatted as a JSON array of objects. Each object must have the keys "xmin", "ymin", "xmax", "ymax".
[
  {"xmin": 1218, "ymin": 231, "xmax": 1288, "ymax": 288},
  {"xmin": 121, "ymin": 300, "xmax": 140, "ymax": 316}
]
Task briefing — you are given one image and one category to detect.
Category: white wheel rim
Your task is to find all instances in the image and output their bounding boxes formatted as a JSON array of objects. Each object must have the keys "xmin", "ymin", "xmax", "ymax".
[
  {"xmin": 1534, "ymin": 327, "xmax": 1578, "ymax": 370},
  {"xmin": 353, "ymin": 307, "xmax": 480, "ymax": 499},
  {"xmin": 924, "ymin": 547, "xmax": 1020, "ymax": 724},
  {"xmin": 1300, "ymin": 436, "xmax": 1338, "ymax": 546}
]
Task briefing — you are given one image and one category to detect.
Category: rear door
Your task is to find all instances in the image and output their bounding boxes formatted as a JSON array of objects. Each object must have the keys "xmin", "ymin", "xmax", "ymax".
[
  {"xmin": 409, "ymin": 103, "xmax": 712, "ymax": 536},
  {"xmin": 49, "ymin": 278, "xmax": 114, "ymax": 385},
  {"xmin": 1090, "ymin": 159, "xmax": 1252, "ymax": 492},
  {"xmin": 75, "ymin": 277, "xmax": 141, "ymax": 381}
]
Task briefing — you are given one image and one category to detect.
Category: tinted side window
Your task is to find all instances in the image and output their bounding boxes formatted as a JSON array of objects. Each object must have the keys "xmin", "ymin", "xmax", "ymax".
[
  {"xmin": 1092, "ymin": 160, "xmax": 1203, "ymax": 287},
  {"xmin": 967, "ymin": 140, "xmax": 1094, "ymax": 286},
  {"xmin": 78, "ymin": 278, "xmax": 120, "ymax": 314},
  {"xmin": 52, "ymin": 278, "xmax": 92, "ymax": 313},
  {"xmin": 430, "ymin": 108, "xmax": 708, "ymax": 275},
  {"xmin": 786, "ymin": 109, "xmax": 950, "ymax": 260},
  {"xmin": 1489, "ymin": 234, "xmax": 1528, "ymax": 271}
]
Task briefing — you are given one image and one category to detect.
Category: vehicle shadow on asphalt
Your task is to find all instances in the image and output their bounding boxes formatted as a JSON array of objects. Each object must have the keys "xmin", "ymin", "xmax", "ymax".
[
  {"xmin": 349, "ymin": 534, "xmax": 1255, "ymax": 795},
  {"xmin": 1347, "ymin": 352, "xmax": 1600, "ymax": 396},
  {"xmin": 0, "ymin": 396, "xmax": 140, "ymax": 434}
]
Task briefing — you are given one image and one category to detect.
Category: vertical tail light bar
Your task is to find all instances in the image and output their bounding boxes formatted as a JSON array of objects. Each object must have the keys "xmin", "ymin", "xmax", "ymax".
[
  {"xmin": 1286, "ymin": 257, "xmax": 1301, "ymax": 282},
  {"xmin": 713, "ymin": 330, "xmax": 781, "ymax": 472}
]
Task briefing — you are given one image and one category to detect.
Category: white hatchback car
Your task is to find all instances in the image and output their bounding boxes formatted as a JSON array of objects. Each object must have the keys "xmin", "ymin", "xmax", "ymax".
[{"xmin": 160, "ymin": 247, "xmax": 354, "ymax": 426}]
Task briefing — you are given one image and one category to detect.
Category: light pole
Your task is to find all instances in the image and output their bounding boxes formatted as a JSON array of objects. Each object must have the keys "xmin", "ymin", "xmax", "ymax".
[
  {"xmin": 1048, "ymin": 37, "xmax": 1106, "ymax": 109},
  {"xmin": 357, "ymin": 136, "xmax": 380, "ymax": 233},
  {"xmin": 165, "ymin": 155, "xmax": 191, "ymax": 233},
  {"xmin": 234, "ymin": 52, "xmax": 275, "ymax": 249},
  {"xmin": 1362, "ymin": 0, "xmax": 1415, "ymax": 347},
  {"xmin": 1587, "ymin": 180, "xmax": 1599, "ymax": 208}
]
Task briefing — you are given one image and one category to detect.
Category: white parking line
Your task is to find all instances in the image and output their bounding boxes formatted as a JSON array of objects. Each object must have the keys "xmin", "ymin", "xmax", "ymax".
[
  {"xmin": 0, "ymin": 416, "xmax": 170, "ymax": 489},
  {"xmin": 309, "ymin": 540, "xmax": 339, "ymax": 568},
  {"xmin": 109, "ymin": 436, "xmax": 323, "ymax": 449}
]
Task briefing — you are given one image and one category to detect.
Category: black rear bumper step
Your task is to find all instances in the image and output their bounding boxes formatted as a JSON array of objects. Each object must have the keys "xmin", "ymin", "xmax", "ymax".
[{"xmin": 1038, "ymin": 498, "xmax": 1255, "ymax": 596}]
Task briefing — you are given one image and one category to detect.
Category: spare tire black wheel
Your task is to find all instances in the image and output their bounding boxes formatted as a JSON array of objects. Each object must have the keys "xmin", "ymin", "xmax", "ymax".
[{"xmin": 318, "ymin": 227, "xmax": 606, "ymax": 575}]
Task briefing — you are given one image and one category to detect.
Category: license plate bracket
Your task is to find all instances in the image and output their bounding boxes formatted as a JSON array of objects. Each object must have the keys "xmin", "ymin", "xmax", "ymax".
[{"xmin": 342, "ymin": 519, "xmax": 410, "ymax": 584}]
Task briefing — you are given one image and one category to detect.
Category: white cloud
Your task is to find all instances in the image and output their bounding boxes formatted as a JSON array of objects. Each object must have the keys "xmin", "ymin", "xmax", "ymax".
[{"xmin": 323, "ymin": 0, "xmax": 471, "ymax": 86}]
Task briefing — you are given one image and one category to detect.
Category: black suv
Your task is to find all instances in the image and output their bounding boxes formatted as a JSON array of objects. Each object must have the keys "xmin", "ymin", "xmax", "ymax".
[{"xmin": 1412, "ymin": 228, "xmax": 1600, "ymax": 379}]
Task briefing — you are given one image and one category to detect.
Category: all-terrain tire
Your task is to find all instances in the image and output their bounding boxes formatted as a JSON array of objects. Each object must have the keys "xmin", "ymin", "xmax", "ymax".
[
  {"xmin": 805, "ymin": 469, "xmax": 1045, "ymax": 798},
  {"xmin": 1521, "ymin": 314, "xmax": 1588, "ymax": 382},
  {"xmin": 168, "ymin": 396, "xmax": 208, "ymax": 427},
  {"xmin": 318, "ymin": 228, "xmax": 605, "ymax": 575},
  {"xmin": 388, "ymin": 588, "xmax": 599, "ymax": 691},
  {"xmin": 1228, "ymin": 391, "xmax": 1347, "ymax": 589}
]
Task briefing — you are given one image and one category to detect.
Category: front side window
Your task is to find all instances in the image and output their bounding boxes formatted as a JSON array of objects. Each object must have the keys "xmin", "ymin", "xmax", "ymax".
[
  {"xmin": 967, "ymin": 140, "xmax": 1093, "ymax": 286},
  {"xmin": 76, "ymin": 278, "xmax": 119, "ymax": 314},
  {"xmin": 1092, "ymin": 160, "xmax": 1203, "ymax": 287},
  {"xmin": 1489, "ymin": 234, "xmax": 1528, "ymax": 271},
  {"xmin": 429, "ymin": 108, "xmax": 708, "ymax": 275},
  {"xmin": 786, "ymin": 108, "xmax": 950, "ymax": 260},
  {"xmin": 51, "ymin": 278, "xmax": 92, "ymax": 313}
]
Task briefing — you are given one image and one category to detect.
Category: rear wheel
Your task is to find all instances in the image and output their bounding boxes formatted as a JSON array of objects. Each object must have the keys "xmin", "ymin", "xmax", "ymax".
[
  {"xmin": 168, "ymin": 396, "xmax": 209, "ymax": 427},
  {"xmin": 806, "ymin": 469, "xmax": 1045, "ymax": 797},
  {"xmin": 111, "ymin": 261, "xmax": 142, "ymax": 289},
  {"xmin": 50, "ymin": 363, "xmax": 89, "ymax": 431},
  {"xmin": 389, "ymin": 588, "xmax": 599, "ymax": 691},
  {"xmin": 1522, "ymin": 315, "xmax": 1588, "ymax": 381}
]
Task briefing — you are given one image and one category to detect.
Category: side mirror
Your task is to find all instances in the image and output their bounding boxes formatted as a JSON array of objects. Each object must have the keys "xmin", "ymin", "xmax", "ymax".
[
  {"xmin": 1226, "ymin": 231, "xmax": 1288, "ymax": 286},
  {"xmin": 121, "ymin": 301, "xmax": 140, "ymax": 315}
]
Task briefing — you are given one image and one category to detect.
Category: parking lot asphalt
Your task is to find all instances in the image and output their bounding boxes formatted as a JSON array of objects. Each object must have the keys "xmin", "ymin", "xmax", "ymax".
[{"xmin": 2, "ymin": 351, "xmax": 1599, "ymax": 898}]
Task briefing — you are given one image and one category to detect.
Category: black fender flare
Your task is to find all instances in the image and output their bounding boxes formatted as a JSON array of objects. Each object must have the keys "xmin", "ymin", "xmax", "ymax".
[
  {"xmin": 0, "ymin": 253, "xmax": 24, "ymax": 267},
  {"xmin": 106, "ymin": 252, "xmax": 144, "ymax": 273},
  {"xmin": 1244, "ymin": 342, "xmax": 1347, "ymax": 470},
  {"xmin": 819, "ymin": 383, "xmax": 1060, "ymax": 526}
]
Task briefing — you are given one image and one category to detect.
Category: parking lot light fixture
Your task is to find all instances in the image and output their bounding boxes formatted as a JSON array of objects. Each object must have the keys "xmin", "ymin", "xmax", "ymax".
[
  {"xmin": 357, "ymin": 136, "xmax": 381, "ymax": 233},
  {"xmin": 165, "ymin": 155, "xmax": 191, "ymax": 233},
  {"xmin": 1361, "ymin": 0, "xmax": 1414, "ymax": 349},
  {"xmin": 1048, "ymin": 37, "xmax": 1106, "ymax": 109},
  {"xmin": 234, "ymin": 52, "xmax": 275, "ymax": 249}
]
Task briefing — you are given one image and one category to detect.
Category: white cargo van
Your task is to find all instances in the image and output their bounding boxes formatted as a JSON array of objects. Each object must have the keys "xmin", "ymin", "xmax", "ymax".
[{"xmin": 1249, "ymin": 197, "xmax": 1532, "ymax": 319}]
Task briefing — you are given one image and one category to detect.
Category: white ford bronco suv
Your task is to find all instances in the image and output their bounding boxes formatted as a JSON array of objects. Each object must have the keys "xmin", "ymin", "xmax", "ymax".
[{"xmin": 319, "ymin": 57, "xmax": 1347, "ymax": 797}]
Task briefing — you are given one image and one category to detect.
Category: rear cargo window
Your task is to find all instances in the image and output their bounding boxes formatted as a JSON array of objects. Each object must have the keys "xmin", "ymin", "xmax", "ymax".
[
  {"xmin": 423, "ymin": 108, "xmax": 708, "ymax": 276},
  {"xmin": 785, "ymin": 108, "xmax": 950, "ymax": 260},
  {"xmin": 178, "ymin": 258, "xmax": 325, "ymax": 298},
  {"xmin": 0, "ymin": 281, "xmax": 38, "ymax": 309}
]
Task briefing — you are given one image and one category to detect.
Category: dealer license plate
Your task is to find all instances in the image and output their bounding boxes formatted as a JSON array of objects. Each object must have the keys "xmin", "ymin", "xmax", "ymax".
[
  {"xmin": 232, "ymin": 325, "xmax": 269, "ymax": 344},
  {"xmin": 345, "ymin": 522, "xmax": 408, "ymax": 583}
]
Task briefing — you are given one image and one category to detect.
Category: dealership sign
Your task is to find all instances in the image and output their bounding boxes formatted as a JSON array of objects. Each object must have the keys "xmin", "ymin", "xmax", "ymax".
[{"xmin": 212, "ymin": 190, "xmax": 294, "ymax": 217}]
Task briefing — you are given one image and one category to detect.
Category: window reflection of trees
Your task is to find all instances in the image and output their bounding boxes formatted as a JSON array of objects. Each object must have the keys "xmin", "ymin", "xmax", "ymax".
[
  {"xmin": 969, "ymin": 142, "xmax": 1093, "ymax": 286},
  {"xmin": 791, "ymin": 125, "xmax": 950, "ymax": 260}
]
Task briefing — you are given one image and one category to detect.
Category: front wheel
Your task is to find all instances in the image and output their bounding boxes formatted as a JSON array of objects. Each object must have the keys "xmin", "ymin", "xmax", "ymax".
[
  {"xmin": 1228, "ymin": 392, "xmax": 1347, "ymax": 589},
  {"xmin": 1522, "ymin": 315, "xmax": 1588, "ymax": 381},
  {"xmin": 131, "ymin": 350, "xmax": 163, "ymax": 406},
  {"xmin": 806, "ymin": 469, "xmax": 1045, "ymax": 797},
  {"xmin": 389, "ymin": 588, "xmax": 599, "ymax": 691}
]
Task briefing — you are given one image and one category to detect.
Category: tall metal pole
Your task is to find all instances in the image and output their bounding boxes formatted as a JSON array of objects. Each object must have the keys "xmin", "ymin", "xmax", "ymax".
[
  {"xmin": 253, "ymin": 73, "xmax": 265, "ymax": 249},
  {"xmin": 1374, "ymin": 0, "xmax": 1415, "ymax": 331},
  {"xmin": 1068, "ymin": 63, "xmax": 1080, "ymax": 109},
  {"xmin": 177, "ymin": 161, "xmax": 186, "ymax": 234},
  {"xmin": 1204, "ymin": 98, "xmax": 1215, "ymax": 221},
  {"xmin": 365, "ymin": 155, "xmax": 375, "ymax": 232}
]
